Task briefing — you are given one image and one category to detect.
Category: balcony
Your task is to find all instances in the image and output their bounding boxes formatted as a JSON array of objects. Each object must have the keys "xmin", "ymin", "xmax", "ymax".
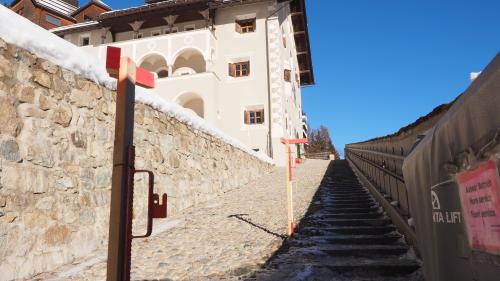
[
  {"xmin": 81, "ymin": 29, "xmax": 220, "ymax": 122},
  {"xmin": 82, "ymin": 29, "xmax": 216, "ymax": 75}
]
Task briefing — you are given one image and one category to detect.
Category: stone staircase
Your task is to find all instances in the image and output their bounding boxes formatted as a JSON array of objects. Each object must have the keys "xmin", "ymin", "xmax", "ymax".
[{"xmin": 248, "ymin": 160, "xmax": 423, "ymax": 281}]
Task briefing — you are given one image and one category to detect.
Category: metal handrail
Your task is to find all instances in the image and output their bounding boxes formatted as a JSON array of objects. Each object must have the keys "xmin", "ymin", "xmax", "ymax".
[
  {"xmin": 345, "ymin": 147, "xmax": 415, "ymax": 251},
  {"xmin": 346, "ymin": 149, "xmax": 404, "ymax": 182},
  {"xmin": 345, "ymin": 147, "xmax": 405, "ymax": 161}
]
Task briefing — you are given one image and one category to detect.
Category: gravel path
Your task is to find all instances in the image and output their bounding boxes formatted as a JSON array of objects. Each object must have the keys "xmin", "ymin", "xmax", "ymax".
[{"xmin": 37, "ymin": 159, "xmax": 330, "ymax": 281}]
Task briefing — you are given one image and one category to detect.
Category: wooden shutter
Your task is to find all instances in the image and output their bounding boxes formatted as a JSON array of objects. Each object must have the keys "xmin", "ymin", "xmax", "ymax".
[
  {"xmin": 228, "ymin": 63, "xmax": 236, "ymax": 77},
  {"xmin": 246, "ymin": 61, "xmax": 250, "ymax": 76},
  {"xmin": 259, "ymin": 109, "xmax": 264, "ymax": 124},
  {"xmin": 244, "ymin": 110, "xmax": 250, "ymax": 124},
  {"xmin": 235, "ymin": 21, "xmax": 242, "ymax": 33},
  {"xmin": 284, "ymin": 69, "xmax": 291, "ymax": 82}
]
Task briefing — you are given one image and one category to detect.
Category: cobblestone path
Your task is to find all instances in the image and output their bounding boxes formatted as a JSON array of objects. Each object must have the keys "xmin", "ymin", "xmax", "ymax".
[
  {"xmin": 35, "ymin": 159, "xmax": 330, "ymax": 281},
  {"xmin": 248, "ymin": 160, "xmax": 424, "ymax": 281}
]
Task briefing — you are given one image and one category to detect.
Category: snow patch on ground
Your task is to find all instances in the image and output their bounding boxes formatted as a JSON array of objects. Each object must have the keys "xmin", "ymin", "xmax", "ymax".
[
  {"xmin": 292, "ymin": 265, "xmax": 314, "ymax": 281},
  {"xmin": 46, "ymin": 255, "xmax": 106, "ymax": 281},
  {"xmin": 151, "ymin": 218, "xmax": 185, "ymax": 236},
  {"xmin": 0, "ymin": 6, "xmax": 273, "ymax": 165}
]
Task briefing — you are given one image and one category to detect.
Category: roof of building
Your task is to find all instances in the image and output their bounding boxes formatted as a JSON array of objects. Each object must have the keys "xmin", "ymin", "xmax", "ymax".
[
  {"xmin": 50, "ymin": 0, "xmax": 314, "ymax": 85},
  {"xmin": 293, "ymin": 0, "xmax": 314, "ymax": 86},
  {"xmin": 72, "ymin": 0, "xmax": 111, "ymax": 16},
  {"xmin": 97, "ymin": 0, "xmax": 206, "ymax": 20},
  {"xmin": 36, "ymin": 0, "xmax": 78, "ymax": 15},
  {"xmin": 10, "ymin": 0, "xmax": 111, "ymax": 21},
  {"xmin": 50, "ymin": 19, "xmax": 98, "ymax": 32}
]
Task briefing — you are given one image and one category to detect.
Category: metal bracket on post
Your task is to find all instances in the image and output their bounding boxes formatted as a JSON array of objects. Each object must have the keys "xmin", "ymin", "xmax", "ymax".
[
  {"xmin": 105, "ymin": 46, "xmax": 166, "ymax": 281},
  {"xmin": 280, "ymin": 137, "xmax": 308, "ymax": 236}
]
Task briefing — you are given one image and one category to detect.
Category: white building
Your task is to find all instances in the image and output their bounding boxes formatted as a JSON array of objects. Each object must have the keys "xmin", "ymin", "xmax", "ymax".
[{"xmin": 52, "ymin": 0, "xmax": 314, "ymax": 165}]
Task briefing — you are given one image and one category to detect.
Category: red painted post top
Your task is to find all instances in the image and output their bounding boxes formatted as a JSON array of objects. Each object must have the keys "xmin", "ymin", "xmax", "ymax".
[
  {"xmin": 136, "ymin": 66, "xmax": 155, "ymax": 89},
  {"xmin": 105, "ymin": 46, "xmax": 155, "ymax": 89},
  {"xmin": 106, "ymin": 46, "xmax": 121, "ymax": 78},
  {"xmin": 280, "ymin": 138, "xmax": 308, "ymax": 145}
]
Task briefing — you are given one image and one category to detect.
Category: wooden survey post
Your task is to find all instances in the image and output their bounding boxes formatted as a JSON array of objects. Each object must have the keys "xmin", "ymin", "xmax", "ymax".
[
  {"xmin": 280, "ymin": 137, "xmax": 308, "ymax": 236},
  {"xmin": 105, "ymin": 47, "xmax": 165, "ymax": 281}
]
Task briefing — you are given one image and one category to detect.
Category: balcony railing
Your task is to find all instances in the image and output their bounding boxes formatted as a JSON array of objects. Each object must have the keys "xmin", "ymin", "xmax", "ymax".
[{"xmin": 82, "ymin": 29, "xmax": 216, "ymax": 69}]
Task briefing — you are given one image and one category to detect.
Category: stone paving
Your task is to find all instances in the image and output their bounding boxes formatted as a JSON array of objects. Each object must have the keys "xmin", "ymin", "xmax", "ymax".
[{"xmin": 35, "ymin": 159, "xmax": 330, "ymax": 281}]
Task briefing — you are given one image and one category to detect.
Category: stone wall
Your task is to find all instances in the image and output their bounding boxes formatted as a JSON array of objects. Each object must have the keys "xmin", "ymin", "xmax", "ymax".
[{"xmin": 0, "ymin": 39, "xmax": 273, "ymax": 280}]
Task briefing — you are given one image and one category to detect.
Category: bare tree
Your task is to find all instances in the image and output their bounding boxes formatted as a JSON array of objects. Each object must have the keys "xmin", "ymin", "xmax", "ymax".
[{"xmin": 306, "ymin": 125, "xmax": 340, "ymax": 158}]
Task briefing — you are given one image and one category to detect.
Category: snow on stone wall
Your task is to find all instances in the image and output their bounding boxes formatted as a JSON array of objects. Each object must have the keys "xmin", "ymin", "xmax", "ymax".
[
  {"xmin": 0, "ymin": 6, "xmax": 273, "ymax": 165},
  {"xmin": 0, "ymin": 39, "xmax": 272, "ymax": 280}
]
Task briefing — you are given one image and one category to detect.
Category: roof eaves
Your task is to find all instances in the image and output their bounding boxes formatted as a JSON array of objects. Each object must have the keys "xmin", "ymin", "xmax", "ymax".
[
  {"xmin": 34, "ymin": 3, "xmax": 78, "ymax": 21},
  {"xmin": 71, "ymin": 0, "xmax": 112, "ymax": 17},
  {"xmin": 36, "ymin": 0, "xmax": 78, "ymax": 14},
  {"xmin": 295, "ymin": 0, "xmax": 314, "ymax": 87},
  {"xmin": 50, "ymin": 20, "xmax": 100, "ymax": 34},
  {"xmin": 97, "ymin": 0, "xmax": 207, "ymax": 21}
]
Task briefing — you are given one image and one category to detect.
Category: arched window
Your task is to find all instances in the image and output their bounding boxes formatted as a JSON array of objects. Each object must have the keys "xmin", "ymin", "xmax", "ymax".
[
  {"xmin": 176, "ymin": 92, "xmax": 204, "ymax": 118},
  {"xmin": 139, "ymin": 54, "xmax": 168, "ymax": 79},
  {"xmin": 172, "ymin": 49, "xmax": 205, "ymax": 76}
]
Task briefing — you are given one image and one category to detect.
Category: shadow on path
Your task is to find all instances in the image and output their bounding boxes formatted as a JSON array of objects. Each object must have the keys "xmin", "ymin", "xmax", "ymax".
[
  {"xmin": 237, "ymin": 160, "xmax": 337, "ymax": 281},
  {"xmin": 228, "ymin": 214, "xmax": 287, "ymax": 240},
  {"xmin": 236, "ymin": 160, "xmax": 423, "ymax": 281}
]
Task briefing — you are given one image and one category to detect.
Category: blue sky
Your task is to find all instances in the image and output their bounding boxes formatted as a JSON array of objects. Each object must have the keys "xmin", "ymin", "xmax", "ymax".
[{"xmin": 301, "ymin": 0, "xmax": 500, "ymax": 154}]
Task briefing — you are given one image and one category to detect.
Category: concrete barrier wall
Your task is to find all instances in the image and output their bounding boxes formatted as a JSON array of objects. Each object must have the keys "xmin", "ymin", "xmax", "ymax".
[{"xmin": 0, "ymin": 39, "xmax": 272, "ymax": 280}]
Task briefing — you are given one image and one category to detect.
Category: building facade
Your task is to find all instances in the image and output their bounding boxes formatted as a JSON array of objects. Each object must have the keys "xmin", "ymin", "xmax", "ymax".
[
  {"xmin": 9, "ymin": 0, "xmax": 111, "ymax": 29},
  {"xmin": 50, "ymin": 0, "xmax": 314, "ymax": 165}
]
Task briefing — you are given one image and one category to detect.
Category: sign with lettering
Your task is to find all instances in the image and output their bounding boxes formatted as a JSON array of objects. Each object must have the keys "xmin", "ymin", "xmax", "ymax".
[{"xmin": 457, "ymin": 160, "xmax": 500, "ymax": 252}]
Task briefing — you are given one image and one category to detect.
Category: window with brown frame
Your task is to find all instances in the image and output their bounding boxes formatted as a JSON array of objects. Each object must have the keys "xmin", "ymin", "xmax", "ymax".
[
  {"xmin": 45, "ymin": 15, "xmax": 61, "ymax": 26},
  {"xmin": 284, "ymin": 69, "xmax": 291, "ymax": 82},
  {"xmin": 244, "ymin": 108, "xmax": 264, "ymax": 125},
  {"xmin": 228, "ymin": 61, "xmax": 250, "ymax": 77},
  {"xmin": 235, "ymin": 18, "xmax": 256, "ymax": 33},
  {"xmin": 81, "ymin": 36, "xmax": 90, "ymax": 46}
]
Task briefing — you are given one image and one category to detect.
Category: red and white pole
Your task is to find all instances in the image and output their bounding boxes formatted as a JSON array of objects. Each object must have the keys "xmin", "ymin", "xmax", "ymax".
[{"xmin": 280, "ymin": 137, "xmax": 308, "ymax": 236}]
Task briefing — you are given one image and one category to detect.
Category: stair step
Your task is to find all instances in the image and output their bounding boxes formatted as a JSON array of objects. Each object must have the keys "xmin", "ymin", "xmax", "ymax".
[
  {"xmin": 320, "ymin": 212, "xmax": 382, "ymax": 219},
  {"xmin": 268, "ymin": 257, "xmax": 421, "ymax": 276},
  {"xmin": 306, "ymin": 233, "xmax": 402, "ymax": 245},
  {"xmin": 302, "ymin": 225, "xmax": 397, "ymax": 235},
  {"xmin": 328, "ymin": 191, "xmax": 368, "ymax": 195},
  {"xmin": 324, "ymin": 196, "xmax": 372, "ymax": 201},
  {"xmin": 324, "ymin": 193, "xmax": 371, "ymax": 197},
  {"xmin": 323, "ymin": 206, "xmax": 380, "ymax": 212},
  {"xmin": 318, "ymin": 244, "xmax": 409, "ymax": 256},
  {"xmin": 322, "ymin": 202, "xmax": 378, "ymax": 208},
  {"xmin": 321, "ymin": 198, "xmax": 376, "ymax": 204},
  {"xmin": 315, "ymin": 217, "xmax": 391, "ymax": 227}
]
